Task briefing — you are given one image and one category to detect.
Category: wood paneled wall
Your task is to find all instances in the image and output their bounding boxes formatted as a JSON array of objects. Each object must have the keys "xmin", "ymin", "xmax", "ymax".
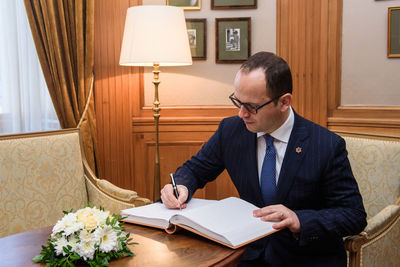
[
  {"xmin": 94, "ymin": 0, "xmax": 142, "ymax": 189},
  {"xmin": 94, "ymin": 0, "xmax": 399, "ymax": 201},
  {"xmin": 277, "ymin": 0, "xmax": 399, "ymax": 137},
  {"xmin": 277, "ymin": 0, "xmax": 341, "ymax": 127}
]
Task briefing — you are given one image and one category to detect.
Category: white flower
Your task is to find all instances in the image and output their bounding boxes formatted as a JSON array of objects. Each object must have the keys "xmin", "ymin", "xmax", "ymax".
[
  {"xmin": 76, "ymin": 239, "xmax": 96, "ymax": 260},
  {"xmin": 97, "ymin": 210, "xmax": 111, "ymax": 225},
  {"xmin": 52, "ymin": 212, "xmax": 83, "ymax": 237},
  {"xmin": 39, "ymin": 206, "xmax": 133, "ymax": 265},
  {"xmin": 79, "ymin": 229, "xmax": 93, "ymax": 242},
  {"xmin": 68, "ymin": 235, "xmax": 79, "ymax": 253},
  {"xmin": 76, "ymin": 207, "xmax": 106, "ymax": 231},
  {"xmin": 95, "ymin": 225, "xmax": 118, "ymax": 253},
  {"xmin": 53, "ymin": 236, "xmax": 69, "ymax": 256}
]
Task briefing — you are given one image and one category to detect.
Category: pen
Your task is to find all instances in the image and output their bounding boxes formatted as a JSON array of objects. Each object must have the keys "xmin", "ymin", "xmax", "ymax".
[{"xmin": 169, "ymin": 173, "xmax": 181, "ymax": 210}]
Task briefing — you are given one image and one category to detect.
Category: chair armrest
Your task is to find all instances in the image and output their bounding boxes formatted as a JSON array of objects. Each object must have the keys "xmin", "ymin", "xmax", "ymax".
[
  {"xmin": 96, "ymin": 179, "xmax": 137, "ymax": 202},
  {"xmin": 83, "ymin": 159, "xmax": 151, "ymax": 207},
  {"xmin": 345, "ymin": 204, "xmax": 400, "ymax": 252},
  {"xmin": 96, "ymin": 179, "xmax": 151, "ymax": 206},
  {"xmin": 364, "ymin": 204, "xmax": 400, "ymax": 238}
]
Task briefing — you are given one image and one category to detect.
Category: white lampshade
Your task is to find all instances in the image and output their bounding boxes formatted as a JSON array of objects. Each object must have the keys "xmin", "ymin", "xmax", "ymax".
[{"xmin": 119, "ymin": 5, "xmax": 192, "ymax": 67}]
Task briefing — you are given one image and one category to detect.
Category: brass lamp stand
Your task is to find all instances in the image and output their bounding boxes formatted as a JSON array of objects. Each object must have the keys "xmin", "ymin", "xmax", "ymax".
[
  {"xmin": 152, "ymin": 63, "xmax": 161, "ymax": 200},
  {"xmin": 119, "ymin": 5, "xmax": 192, "ymax": 202}
]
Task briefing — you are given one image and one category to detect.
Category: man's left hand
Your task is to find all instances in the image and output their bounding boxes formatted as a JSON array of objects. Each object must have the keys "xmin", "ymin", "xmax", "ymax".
[{"xmin": 253, "ymin": 204, "xmax": 300, "ymax": 233}]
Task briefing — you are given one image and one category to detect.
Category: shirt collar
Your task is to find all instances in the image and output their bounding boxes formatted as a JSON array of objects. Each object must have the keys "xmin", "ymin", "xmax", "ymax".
[{"xmin": 257, "ymin": 107, "xmax": 294, "ymax": 143}]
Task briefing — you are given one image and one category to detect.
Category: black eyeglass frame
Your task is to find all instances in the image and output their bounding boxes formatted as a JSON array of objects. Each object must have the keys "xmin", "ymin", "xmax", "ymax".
[{"xmin": 229, "ymin": 93, "xmax": 281, "ymax": 114}]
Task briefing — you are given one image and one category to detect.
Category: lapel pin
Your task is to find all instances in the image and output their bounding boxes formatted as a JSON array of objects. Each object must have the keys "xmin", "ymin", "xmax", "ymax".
[{"xmin": 296, "ymin": 147, "xmax": 302, "ymax": 154}]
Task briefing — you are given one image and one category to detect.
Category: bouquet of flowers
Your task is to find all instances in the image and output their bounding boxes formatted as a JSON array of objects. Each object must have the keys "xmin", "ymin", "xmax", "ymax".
[{"xmin": 32, "ymin": 206, "xmax": 135, "ymax": 267}]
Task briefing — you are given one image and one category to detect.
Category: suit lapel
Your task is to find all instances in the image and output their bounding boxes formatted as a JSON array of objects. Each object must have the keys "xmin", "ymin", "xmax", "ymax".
[{"xmin": 277, "ymin": 113, "xmax": 310, "ymax": 203}]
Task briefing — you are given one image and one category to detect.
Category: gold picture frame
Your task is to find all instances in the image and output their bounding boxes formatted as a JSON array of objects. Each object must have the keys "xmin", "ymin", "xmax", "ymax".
[
  {"xmin": 211, "ymin": 0, "xmax": 257, "ymax": 10},
  {"xmin": 388, "ymin": 7, "xmax": 400, "ymax": 58},
  {"xmin": 166, "ymin": 0, "xmax": 201, "ymax": 10}
]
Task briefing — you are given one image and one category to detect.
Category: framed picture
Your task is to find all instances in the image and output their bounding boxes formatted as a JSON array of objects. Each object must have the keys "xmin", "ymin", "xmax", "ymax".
[
  {"xmin": 388, "ymin": 7, "xmax": 400, "ymax": 58},
  {"xmin": 215, "ymin": 17, "xmax": 251, "ymax": 64},
  {"xmin": 186, "ymin": 19, "xmax": 207, "ymax": 60},
  {"xmin": 166, "ymin": 0, "xmax": 201, "ymax": 10},
  {"xmin": 211, "ymin": 0, "xmax": 257, "ymax": 10}
]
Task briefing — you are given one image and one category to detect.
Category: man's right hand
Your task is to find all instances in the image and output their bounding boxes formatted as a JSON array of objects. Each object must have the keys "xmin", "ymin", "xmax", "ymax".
[{"xmin": 160, "ymin": 184, "xmax": 189, "ymax": 209}]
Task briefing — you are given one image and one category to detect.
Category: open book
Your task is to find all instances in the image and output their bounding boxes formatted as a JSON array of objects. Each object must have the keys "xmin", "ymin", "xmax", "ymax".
[{"xmin": 121, "ymin": 197, "xmax": 279, "ymax": 249}]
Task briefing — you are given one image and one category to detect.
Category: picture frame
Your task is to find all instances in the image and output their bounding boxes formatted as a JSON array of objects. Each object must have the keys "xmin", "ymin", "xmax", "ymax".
[
  {"xmin": 211, "ymin": 0, "xmax": 257, "ymax": 10},
  {"xmin": 186, "ymin": 19, "xmax": 207, "ymax": 60},
  {"xmin": 388, "ymin": 7, "xmax": 400, "ymax": 58},
  {"xmin": 166, "ymin": 0, "xmax": 201, "ymax": 10},
  {"xmin": 215, "ymin": 17, "xmax": 251, "ymax": 64}
]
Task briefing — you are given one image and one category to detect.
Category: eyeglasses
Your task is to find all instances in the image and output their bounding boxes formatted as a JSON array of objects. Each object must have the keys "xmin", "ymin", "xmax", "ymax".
[{"xmin": 229, "ymin": 93, "xmax": 281, "ymax": 114}]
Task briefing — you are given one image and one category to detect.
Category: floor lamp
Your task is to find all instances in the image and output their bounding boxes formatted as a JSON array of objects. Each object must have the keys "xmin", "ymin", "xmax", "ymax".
[{"xmin": 119, "ymin": 5, "xmax": 192, "ymax": 201}]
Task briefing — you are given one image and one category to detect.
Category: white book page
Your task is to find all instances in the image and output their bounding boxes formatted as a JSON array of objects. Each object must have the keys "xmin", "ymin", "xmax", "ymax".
[
  {"xmin": 121, "ymin": 198, "xmax": 217, "ymax": 228},
  {"xmin": 171, "ymin": 197, "xmax": 275, "ymax": 247}
]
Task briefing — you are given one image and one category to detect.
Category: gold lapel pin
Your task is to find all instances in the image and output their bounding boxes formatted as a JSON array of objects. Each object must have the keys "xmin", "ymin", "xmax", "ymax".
[{"xmin": 296, "ymin": 147, "xmax": 302, "ymax": 154}]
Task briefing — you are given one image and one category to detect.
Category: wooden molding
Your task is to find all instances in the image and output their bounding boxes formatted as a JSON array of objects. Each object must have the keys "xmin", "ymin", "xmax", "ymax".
[
  {"xmin": 328, "ymin": 106, "xmax": 400, "ymax": 137},
  {"xmin": 135, "ymin": 104, "xmax": 237, "ymax": 119}
]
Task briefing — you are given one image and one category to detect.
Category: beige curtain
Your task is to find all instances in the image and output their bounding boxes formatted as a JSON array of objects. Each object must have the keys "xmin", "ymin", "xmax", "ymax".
[{"xmin": 24, "ymin": 0, "xmax": 99, "ymax": 174}]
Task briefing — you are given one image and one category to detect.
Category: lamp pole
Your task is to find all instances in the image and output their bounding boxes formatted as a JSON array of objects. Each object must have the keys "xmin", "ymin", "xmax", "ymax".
[{"xmin": 152, "ymin": 63, "xmax": 161, "ymax": 201}]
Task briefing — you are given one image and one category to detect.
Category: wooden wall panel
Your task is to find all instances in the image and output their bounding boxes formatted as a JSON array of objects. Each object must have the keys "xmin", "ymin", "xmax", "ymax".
[
  {"xmin": 132, "ymin": 120, "xmax": 239, "ymax": 201},
  {"xmin": 277, "ymin": 0, "xmax": 333, "ymax": 127},
  {"xmin": 94, "ymin": 0, "xmax": 142, "ymax": 189},
  {"xmin": 323, "ymin": 1, "xmax": 400, "ymax": 137}
]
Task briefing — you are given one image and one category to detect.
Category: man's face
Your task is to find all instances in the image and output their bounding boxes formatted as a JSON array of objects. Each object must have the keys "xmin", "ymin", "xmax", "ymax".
[{"xmin": 233, "ymin": 68, "xmax": 282, "ymax": 134}]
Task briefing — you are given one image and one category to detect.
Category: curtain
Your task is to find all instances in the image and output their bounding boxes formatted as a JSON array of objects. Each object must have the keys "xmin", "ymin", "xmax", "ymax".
[
  {"xmin": 23, "ymin": 0, "xmax": 99, "ymax": 174},
  {"xmin": 0, "ymin": 0, "xmax": 60, "ymax": 134}
]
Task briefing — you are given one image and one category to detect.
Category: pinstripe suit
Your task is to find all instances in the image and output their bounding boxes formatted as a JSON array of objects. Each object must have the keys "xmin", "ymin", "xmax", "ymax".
[{"xmin": 174, "ymin": 112, "xmax": 366, "ymax": 266}]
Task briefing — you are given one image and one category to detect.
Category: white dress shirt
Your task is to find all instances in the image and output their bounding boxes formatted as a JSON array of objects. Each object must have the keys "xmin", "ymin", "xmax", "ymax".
[{"xmin": 257, "ymin": 107, "xmax": 294, "ymax": 185}]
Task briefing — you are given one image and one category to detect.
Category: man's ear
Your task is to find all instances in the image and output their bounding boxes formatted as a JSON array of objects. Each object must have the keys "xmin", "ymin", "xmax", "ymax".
[{"xmin": 279, "ymin": 93, "xmax": 292, "ymax": 112}]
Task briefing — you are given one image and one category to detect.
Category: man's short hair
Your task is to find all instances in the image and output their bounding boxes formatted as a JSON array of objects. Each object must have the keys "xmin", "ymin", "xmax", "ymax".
[{"xmin": 240, "ymin": 52, "xmax": 293, "ymax": 100}]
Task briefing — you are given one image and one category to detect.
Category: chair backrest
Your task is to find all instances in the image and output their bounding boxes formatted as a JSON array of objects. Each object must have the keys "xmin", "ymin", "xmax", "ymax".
[
  {"xmin": 341, "ymin": 133, "xmax": 400, "ymax": 219},
  {"xmin": 0, "ymin": 129, "xmax": 88, "ymax": 237}
]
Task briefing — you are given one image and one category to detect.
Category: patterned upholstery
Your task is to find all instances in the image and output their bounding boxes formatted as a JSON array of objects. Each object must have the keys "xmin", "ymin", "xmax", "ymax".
[
  {"xmin": 0, "ymin": 129, "xmax": 151, "ymax": 238},
  {"xmin": 340, "ymin": 133, "xmax": 400, "ymax": 267}
]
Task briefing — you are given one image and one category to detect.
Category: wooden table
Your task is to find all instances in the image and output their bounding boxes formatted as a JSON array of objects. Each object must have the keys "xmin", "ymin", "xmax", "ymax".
[{"xmin": 0, "ymin": 223, "xmax": 245, "ymax": 266}]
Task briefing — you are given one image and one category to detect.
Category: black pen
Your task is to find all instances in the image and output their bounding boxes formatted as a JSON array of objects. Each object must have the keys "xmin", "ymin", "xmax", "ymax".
[{"xmin": 169, "ymin": 173, "xmax": 181, "ymax": 210}]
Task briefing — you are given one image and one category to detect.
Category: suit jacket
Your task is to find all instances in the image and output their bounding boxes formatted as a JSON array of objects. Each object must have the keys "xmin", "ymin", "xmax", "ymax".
[{"xmin": 174, "ymin": 112, "xmax": 367, "ymax": 267}]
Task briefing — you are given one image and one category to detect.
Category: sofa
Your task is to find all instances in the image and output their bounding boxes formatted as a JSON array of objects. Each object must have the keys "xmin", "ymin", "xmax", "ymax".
[
  {"xmin": 0, "ymin": 128, "xmax": 151, "ymax": 238},
  {"xmin": 340, "ymin": 132, "xmax": 400, "ymax": 267}
]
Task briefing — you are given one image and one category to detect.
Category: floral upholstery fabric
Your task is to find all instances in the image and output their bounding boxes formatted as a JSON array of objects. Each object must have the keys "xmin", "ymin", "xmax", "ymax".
[
  {"xmin": 85, "ymin": 175, "xmax": 136, "ymax": 216},
  {"xmin": 0, "ymin": 131, "xmax": 88, "ymax": 238},
  {"xmin": 0, "ymin": 129, "xmax": 150, "ymax": 238},
  {"xmin": 343, "ymin": 136, "xmax": 400, "ymax": 219},
  {"xmin": 361, "ymin": 215, "xmax": 400, "ymax": 267},
  {"xmin": 341, "ymin": 134, "xmax": 400, "ymax": 267}
]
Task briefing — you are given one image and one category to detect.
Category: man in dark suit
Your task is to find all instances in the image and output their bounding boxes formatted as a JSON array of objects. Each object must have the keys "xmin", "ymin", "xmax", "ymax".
[{"xmin": 160, "ymin": 52, "xmax": 367, "ymax": 266}]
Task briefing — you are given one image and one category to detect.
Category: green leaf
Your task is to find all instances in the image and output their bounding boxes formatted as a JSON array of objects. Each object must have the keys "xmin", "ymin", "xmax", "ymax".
[
  {"xmin": 63, "ymin": 208, "xmax": 74, "ymax": 214},
  {"xmin": 70, "ymin": 253, "xmax": 80, "ymax": 261},
  {"xmin": 63, "ymin": 246, "xmax": 70, "ymax": 254},
  {"xmin": 32, "ymin": 255, "xmax": 44, "ymax": 262}
]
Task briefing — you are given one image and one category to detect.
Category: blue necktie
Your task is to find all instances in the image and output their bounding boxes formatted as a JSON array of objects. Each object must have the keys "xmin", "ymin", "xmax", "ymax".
[{"xmin": 261, "ymin": 134, "xmax": 277, "ymax": 206}]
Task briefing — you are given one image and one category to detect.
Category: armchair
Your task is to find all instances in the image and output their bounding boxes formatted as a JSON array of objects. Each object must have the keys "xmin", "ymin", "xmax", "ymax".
[
  {"xmin": 340, "ymin": 133, "xmax": 400, "ymax": 267},
  {"xmin": 0, "ymin": 128, "xmax": 151, "ymax": 238}
]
